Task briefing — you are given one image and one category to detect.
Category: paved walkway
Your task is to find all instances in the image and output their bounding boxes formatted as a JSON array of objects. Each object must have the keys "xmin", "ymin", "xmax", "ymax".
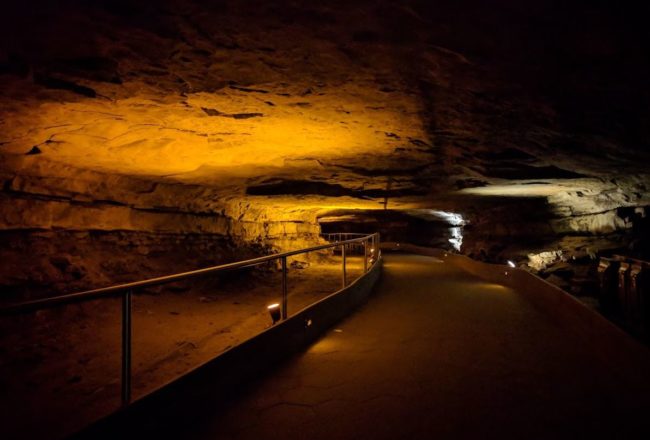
[{"xmin": 154, "ymin": 254, "xmax": 650, "ymax": 439}]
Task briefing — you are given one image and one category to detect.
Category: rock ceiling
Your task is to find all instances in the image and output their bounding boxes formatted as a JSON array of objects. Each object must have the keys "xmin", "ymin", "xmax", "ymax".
[{"xmin": 1, "ymin": 0, "xmax": 649, "ymax": 255}]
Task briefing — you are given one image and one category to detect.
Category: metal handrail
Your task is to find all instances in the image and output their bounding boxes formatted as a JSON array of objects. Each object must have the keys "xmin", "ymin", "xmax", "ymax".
[
  {"xmin": 321, "ymin": 232, "xmax": 370, "ymax": 241},
  {"xmin": 1, "ymin": 232, "xmax": 380, "ymax": 408},
  {"xmin": 1, "ymin": 233, "xmax": 379, "ymax": 315}
]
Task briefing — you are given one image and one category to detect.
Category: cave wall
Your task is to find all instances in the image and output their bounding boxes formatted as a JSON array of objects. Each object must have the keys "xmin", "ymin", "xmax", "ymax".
[{"xmin": 2, "ymin": 0, "xmax": 650, "ymax": 298}]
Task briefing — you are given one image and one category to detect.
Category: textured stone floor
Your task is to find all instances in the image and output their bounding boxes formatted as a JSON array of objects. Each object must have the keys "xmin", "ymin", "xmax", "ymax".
[{"xmin": 128, "ymin": 253, "xmax": 650, "ymax": 439}]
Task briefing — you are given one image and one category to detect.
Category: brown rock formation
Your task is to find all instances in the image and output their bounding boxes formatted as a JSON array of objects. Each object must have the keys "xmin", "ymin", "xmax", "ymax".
[{"xmin": 1, "ymin": 0, "xmax": 649, "ymax": 298}]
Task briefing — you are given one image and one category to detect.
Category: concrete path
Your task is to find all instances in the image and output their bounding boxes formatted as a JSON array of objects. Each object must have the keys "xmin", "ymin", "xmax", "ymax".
[{"xmin": 157, "ymin": 254, "xmax": 650, "ymax": 439}]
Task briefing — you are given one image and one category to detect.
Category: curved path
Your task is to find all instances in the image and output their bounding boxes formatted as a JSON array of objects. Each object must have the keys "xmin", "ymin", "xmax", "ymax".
[{"xmin": 136, "ymin": 254, "xmax": 650, "ymax": 439}]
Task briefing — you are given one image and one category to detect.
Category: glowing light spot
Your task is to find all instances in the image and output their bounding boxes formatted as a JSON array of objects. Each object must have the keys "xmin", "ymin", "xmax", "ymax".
[
  {"xmin": 406, "ymin": 209, "xmax": 466, "ymax": 225},
  {"xmin": 449, "ymin": 226, "xmax": 463, "ymax": 252}
]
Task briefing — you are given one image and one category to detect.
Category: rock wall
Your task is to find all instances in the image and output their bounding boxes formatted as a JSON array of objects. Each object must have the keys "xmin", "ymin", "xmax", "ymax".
[
  {"xmin": 2, "ymin": 0, "xmax": 650, "ymax": 300},
  {"xmin": 0, "ymin": 154, "xmax": 322, "ymax": 300}
]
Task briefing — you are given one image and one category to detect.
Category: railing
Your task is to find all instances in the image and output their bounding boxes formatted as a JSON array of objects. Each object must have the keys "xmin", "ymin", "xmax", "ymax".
[
  {"xmin": 320, "ymin": 233, "xmax": 373, "ymax": 265},
  {"xmin": 0, "ymin": 232, "xmax": 380, "ymax": 408},
  {"xmin": 598, "ymin": 254, "xmax": 650, "ymax": 337},
  {"xmin": 321, "ymin": 232, "xmax": 371, "ymax": 242}
]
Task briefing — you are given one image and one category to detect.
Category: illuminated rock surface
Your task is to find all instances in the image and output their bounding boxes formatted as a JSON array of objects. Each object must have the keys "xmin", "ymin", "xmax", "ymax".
[{"xmin": 1, "ymin": 0, "xmax": 649, "ymax": 297}]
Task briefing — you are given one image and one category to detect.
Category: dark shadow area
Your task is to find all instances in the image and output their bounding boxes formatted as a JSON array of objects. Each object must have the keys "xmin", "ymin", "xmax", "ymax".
[
  {"xmin": 246, "ymin": 179, "xmax": 429, "ymax": 198},
  {"xmin": 319, "ymin": 209, "xmax": 460, "ymax": 249}
]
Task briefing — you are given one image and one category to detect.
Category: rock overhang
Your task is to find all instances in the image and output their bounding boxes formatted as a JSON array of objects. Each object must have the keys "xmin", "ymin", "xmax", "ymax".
[{"xmin": 1, "ymin": 0, "xmax": 650, "ymax": 271}]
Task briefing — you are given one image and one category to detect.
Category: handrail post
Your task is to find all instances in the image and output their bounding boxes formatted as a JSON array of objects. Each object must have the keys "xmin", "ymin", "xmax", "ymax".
[
  {"xmin": 375, "ymin": 232, "xmax": 381, "ymax": 260},
  {"xmin": 342, "ymin": 243, "xmax": 347, "ymax": 287},
  {"xmin": 281, "ymin": 256, "xmax": 288, "ymax": 320},
  {"xmin": 363, "ymin": 238, "xmax": 368, "ymax": 272},
  {"xmin": 121, "ymin": 289, "xmax": 132, "ymax": 406}
]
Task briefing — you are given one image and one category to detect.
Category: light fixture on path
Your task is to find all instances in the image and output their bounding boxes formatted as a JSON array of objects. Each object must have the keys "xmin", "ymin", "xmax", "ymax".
[{"xmin": 267, "ymin": 303, "xmax": 281, "ymax": 325}]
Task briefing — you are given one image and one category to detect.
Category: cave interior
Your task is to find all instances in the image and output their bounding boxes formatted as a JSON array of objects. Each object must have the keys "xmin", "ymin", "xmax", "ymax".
[{"xmin": 1, "ymin": 0, "xmax": 650, "ymax": 437}]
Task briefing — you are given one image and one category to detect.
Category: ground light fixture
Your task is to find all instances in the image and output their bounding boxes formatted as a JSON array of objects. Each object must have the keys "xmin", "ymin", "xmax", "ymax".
[
  {"xmin": 507, "ymin": 260, "xmax": 516, "ymax": 268},
  {"xmin": 267, "ymin": 303, "xmax": 281, "ymax": 324},
  {"xmin": 368, "ymin": 247, "xmax": 376, "ymax": 264}
]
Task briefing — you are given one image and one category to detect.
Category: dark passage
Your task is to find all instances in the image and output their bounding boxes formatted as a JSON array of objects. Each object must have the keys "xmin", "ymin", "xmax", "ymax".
[{"xmin": 118, "ymin": 254, "xmax": 650, "ymax": 439}]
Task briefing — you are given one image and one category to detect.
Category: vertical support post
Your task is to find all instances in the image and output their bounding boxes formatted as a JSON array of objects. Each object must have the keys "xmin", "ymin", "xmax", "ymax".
[
  {"xmin": 342, "ymin": 243, "xmax": 347, "ymax": 287},
  {"xmin": 376, "ymin": 233, "xmax": 380, "ymax": 257},
  {"xmin": 121, "ymin": 289, "xmax": 132, "ymax": 406},
  {"xmin": 281, "ymin": 256, "xmax": 288, "ymax": 320},
  {"xmin": 363, "ymin": 239, "xmax": 368, "ymax": 272}
]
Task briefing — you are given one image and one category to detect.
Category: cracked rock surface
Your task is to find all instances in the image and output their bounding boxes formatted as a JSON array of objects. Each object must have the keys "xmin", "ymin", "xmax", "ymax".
[{"xmin": 1, "ymin": 0, "xmax": 650, "ymax": 295}]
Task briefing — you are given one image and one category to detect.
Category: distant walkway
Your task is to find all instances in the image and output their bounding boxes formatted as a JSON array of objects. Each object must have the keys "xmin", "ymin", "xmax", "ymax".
[{"xmin": 144, "ymin": 254, "xmax": 650, "ymax": 439}]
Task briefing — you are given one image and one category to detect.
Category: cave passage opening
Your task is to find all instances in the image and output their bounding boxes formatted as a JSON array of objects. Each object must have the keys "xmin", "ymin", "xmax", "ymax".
[{"xmin": 318, "ymin": 209, "xmax": 466, "ymax": 251}]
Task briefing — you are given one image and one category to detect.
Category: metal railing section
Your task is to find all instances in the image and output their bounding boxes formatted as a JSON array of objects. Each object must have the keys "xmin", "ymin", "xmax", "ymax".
[
  {"xmin": 320, "ymin": 232, "xmax": 370, "ymax": 242},
  {"xmin": 0, "ymin": 232, "xmax": 380, "ymax": 407},
  {"xmin": 598, "ymin": 254, "xmax": 650, "ymax": 337}
]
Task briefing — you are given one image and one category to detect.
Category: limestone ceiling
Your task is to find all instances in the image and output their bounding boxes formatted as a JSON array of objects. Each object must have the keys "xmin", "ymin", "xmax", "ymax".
[{"xmin": 1, "ymin": 0, "xmax": 649, "ymax": 222}]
